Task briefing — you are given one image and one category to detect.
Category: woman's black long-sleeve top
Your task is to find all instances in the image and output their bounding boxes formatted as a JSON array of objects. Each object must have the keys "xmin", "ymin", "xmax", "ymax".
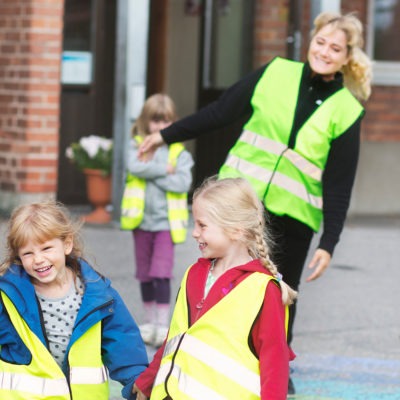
[{"xmin": 160, "ymin": 61, "xmax": 363, "ymax": 255}]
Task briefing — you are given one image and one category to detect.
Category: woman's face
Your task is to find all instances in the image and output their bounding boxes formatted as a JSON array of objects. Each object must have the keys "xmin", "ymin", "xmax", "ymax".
[{"xmin": 308, "ymin": 24, "xmax": 350, "ymax": 81}]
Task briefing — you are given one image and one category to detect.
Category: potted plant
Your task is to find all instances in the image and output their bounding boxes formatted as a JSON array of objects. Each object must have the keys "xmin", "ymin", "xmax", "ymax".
[{"xmin": 66, "ymin": 135, "xmax": 113, "ymax": 224}]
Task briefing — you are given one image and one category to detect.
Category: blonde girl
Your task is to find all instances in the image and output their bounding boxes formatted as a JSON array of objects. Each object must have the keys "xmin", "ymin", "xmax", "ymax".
[
  {"xmin": 132, "ymin": 93, "xmax": 178, "ymax": 140},
  {"xmin": 121, "ymin": 93, "xmax": 194, "ymax": 348},
  {"xmin": 134, "ymin": 176, "xmax": 295, "ymax": 399},
  {"xmin": 0, "ymin": 201, "xmax": 147, "ymax": 399}
]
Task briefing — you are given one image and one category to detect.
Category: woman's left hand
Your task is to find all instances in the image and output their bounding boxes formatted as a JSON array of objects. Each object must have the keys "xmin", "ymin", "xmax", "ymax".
[{"xmin": 306, "ymin": 248, "xmax": 331, "ymax": 282}]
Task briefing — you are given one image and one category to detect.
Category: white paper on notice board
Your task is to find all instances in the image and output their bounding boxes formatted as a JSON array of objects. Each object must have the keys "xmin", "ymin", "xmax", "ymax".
[{"xmin": 61, "ymin": 51, "xmax": 92, "ymax": 84}]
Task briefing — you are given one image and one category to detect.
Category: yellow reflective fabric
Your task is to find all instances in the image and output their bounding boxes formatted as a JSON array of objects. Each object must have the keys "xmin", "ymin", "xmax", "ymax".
[
  {"xmin": 219, "ymin": 57, "xmax": 364, "ymax": 232},
  {"xmin": 0, "ymin": 293, "xmax": 70, "ymax": 400},
  {"xmin": 68, "ymin": 323, "xmax": 109, "ymax": 400},
  {"xmin": 120, "ymin": 172, "xmax": 146, "ymax": 229},
  {"xmin": 151, "ymin": 271, "xmax": 287, "ymax": 400},
  {"xmin": 120, "ymin": 138, "xmax": 189, "ymax": 243},
  {"xmin": 0, "ymin": 293, "xmax": 109, "ymax": 400},
  {"xmin": 166, "ymin": 143, "xmax": 189, "ymax": 244}
]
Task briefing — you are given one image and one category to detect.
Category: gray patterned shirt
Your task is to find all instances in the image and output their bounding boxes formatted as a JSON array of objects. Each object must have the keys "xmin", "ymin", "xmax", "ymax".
[{"xmin": 36, "ymin": 277, "xmax": 83, "ymax": 367}]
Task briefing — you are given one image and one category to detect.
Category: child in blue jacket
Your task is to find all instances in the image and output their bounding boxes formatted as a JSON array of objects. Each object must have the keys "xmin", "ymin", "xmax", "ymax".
[{"xmin": 0, "ymin": 201, "xmax": 148, "ymax": 399}]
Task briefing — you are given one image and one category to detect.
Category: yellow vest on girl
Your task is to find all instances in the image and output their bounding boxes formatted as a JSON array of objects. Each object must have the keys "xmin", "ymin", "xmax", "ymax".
[
  {"xmin": 120, "ymin": 136, "xmax": 189, "ymax": 244},
  {"xmin": 151, "ymin": 268, "xmax": 288, "ymax": 399},
  {"xmin": 0, "ymin": 293, "xmax": 109, "ymax": 399}
]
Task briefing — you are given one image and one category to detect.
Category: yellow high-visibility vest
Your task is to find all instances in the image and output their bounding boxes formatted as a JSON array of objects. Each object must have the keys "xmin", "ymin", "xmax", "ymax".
[
  {"xmin": 220, "ymin": 57, "xmax": 364, "ymax": 232},
  {"xmin": 151, "ymin": 269, "xmax": 288, "ymax": 399},
  {"xmin": 0, "ymin": 292, "xmax": 109, "ymax": 400},
  {"xmin": 120, "ymin": 137, "xmax": 189, "ymax": 243}
]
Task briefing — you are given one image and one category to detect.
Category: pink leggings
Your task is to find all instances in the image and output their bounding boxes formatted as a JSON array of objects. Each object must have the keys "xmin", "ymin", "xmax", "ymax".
[{"xmin": 133, "ymin": 229, "xmax": 174, "ymax": 304}]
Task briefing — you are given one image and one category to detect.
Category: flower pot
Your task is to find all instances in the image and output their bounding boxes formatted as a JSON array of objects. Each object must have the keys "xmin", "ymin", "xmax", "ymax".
[{"xmin": 82, "ymin": 168, "xmax": 112, "ymax": 224}]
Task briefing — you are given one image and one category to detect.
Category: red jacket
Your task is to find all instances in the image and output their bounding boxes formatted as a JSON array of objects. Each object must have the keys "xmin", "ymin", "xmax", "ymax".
[{"xmin": 135, "ymin": 258, "xmax": 295, "ymax": 400}]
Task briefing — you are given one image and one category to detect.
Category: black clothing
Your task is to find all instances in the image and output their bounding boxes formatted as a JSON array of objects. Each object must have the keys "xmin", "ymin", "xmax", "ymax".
[
  {"xmin": 160, "ymin": 59, "xmax": 364, "ymax": 345},
  {"xmin": 161, "ymin": 61, "xmax": 362, "ymax": 256}
]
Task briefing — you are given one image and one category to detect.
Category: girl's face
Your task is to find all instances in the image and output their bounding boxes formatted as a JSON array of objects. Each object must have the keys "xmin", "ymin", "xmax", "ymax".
[
  {"xmin": 308, "ymin": 24, "xmax": 350, "ymax": 81},
  {"xmin": 148, "ymin": 119, "xmax": 172, "ymax": 134},
  {"xmin": 191, "ymin": 198, "xmax": 233, "ymax": 260},
  {"xmin": 18, "ymin": 237, "xmax": 73, "ymax": 288}
]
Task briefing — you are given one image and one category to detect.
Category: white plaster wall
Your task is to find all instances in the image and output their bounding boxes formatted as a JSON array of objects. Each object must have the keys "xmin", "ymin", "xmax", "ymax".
[{"xmin": 349, "ymin": 141, "xmax": 400, "ymax": 216}]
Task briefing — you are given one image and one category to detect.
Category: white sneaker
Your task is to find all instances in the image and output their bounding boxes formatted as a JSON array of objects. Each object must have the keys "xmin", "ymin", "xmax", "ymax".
[
  {"xmin": 153, "ymin": 326, "xmax": 169, "ymax": 348},
  {"xmin": 139, "ymin": 323, "xmax": 155, "ymax": 345}
]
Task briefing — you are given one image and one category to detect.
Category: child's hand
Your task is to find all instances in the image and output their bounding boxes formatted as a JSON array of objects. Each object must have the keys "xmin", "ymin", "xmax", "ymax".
[
  {"xmin": 167, "ymin": 163, "xmax": 176, "ymax": 174},
  {"xmin": 132, "ymin": 384, "xmax": 148, "ymax": 400},
  {"xmin": 139, "ymin": 148, "xmax": 156, "ymax": 162}
]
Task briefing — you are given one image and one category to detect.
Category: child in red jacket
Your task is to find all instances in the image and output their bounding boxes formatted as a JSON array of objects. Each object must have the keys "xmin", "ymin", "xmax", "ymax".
[{"xmin": 134, "ymin": 176, "xmax": 296, "ymax": 399}]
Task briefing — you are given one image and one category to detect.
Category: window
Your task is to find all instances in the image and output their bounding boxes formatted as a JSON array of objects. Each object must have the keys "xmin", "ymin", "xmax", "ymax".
[
  {"xmin": 201, "ymin": 0, "xmax": 254, "ymax": 89},
  {"xmin": 368, "ymin": 0, "xmax": 400, "ymax": 85}
]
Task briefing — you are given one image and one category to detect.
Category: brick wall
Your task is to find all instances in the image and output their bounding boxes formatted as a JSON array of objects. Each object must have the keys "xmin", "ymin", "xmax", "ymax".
[
  {"xmin": 0, "ymin": 0, "xmax": 64, "ymax": 212},
  {"xmin": 253, "ymin": 0, "xmax": 290, "ymax": 67}
]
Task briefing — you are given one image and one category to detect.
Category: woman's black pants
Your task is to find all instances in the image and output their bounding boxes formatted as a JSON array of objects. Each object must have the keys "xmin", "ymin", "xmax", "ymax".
[{"xmin": 265, "ymin": 211, "xmax": 314, "ymax": 345}]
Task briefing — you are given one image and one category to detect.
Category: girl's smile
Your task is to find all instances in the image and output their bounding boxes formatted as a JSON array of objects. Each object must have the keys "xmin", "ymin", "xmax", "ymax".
[{"xmin": 18, "ymin": 237, "xmax": 73, "ymax": 294}]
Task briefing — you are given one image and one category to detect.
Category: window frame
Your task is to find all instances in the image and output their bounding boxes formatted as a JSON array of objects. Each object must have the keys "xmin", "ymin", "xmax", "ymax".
[{"xmin": 367, "ymin": 0, "xmax": 400, "ymax": 85}]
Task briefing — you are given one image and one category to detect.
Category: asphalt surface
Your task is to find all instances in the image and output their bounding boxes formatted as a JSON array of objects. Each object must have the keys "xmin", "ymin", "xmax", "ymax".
[{"xmin": 1, "ymin": 211, "xmax": 399, "ymax": 399}]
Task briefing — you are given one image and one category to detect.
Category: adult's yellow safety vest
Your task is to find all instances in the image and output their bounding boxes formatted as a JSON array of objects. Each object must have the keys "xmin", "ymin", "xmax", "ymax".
[
  {"xmin": 150, "ymin": 270, "xmax": 288, "ymax": 399},
  {"xmin": 120, "ymin": 137, "xmax": 189, "ymax": 244},
  {"xmin": 219, "ymin": 57, "xmax": 364, "ymax": 232},
  {"xmin": 0, "ymin": 292, "xmax": 109, "ymax": 400}
]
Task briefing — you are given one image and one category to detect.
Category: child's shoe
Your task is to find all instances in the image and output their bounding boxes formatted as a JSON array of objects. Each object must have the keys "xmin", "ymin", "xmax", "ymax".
[
  {"xmin": 139, "ymin": 323, "xmax": 156, "ymax": 345},
  {"xmin": 153, "ymin": 326, "xmax": 168, "ymax": 348}
]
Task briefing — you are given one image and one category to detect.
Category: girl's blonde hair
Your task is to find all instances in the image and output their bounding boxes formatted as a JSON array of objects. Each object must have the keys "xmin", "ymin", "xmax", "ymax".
[
  {"xmin": 132, "ymin": 93, "xmax": 177, "ymax": 137},
  {"xmin": 0, "ymin": 201, "xmax": 84, "ymax": 278},
  {"xmin": 193, "ymin": 176, "xmax": 297, "ymax": 306},
  {"xmin": 311, "ymin": 11, "xmax": 372, "ymax": 101}
]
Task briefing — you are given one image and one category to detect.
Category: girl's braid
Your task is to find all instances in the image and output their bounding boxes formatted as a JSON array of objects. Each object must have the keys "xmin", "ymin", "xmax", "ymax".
[
  {"xmin": 255, "ymin": 220, "xmax": 277, "ymax": 275},
  {"xmin": 255, "ymin": 218, "xmax": 297, "ymax": 306}
]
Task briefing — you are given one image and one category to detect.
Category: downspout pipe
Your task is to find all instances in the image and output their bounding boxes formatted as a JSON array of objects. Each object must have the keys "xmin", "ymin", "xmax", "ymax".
[{"xmin": 287, "ymin": 0, "xmax": 303, "ymax": 61}]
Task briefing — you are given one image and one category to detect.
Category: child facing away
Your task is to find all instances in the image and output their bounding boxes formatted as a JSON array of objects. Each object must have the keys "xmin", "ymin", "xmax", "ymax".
[
  {"xmin": 133, "ymin": 176, "xmax": 297, "ymax": 400},
  {"xmin": 0, "ymin": 201, "xmax": 148, "ymax": 400},
  {"xmin": 120, "ymin": 93, "xmax": 194, "ymax": 348}
]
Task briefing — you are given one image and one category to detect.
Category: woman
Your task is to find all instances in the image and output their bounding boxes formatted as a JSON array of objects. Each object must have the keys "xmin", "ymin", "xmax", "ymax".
[{"xmin": 138, "ymin": 11, "xmax": 372, "ymax": 394}]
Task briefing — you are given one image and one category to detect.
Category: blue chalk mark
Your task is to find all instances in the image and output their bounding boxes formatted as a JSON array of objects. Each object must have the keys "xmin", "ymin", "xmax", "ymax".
[{"xmin": 290, "ymin": 354, "xmax": 400, "ymax": 400}]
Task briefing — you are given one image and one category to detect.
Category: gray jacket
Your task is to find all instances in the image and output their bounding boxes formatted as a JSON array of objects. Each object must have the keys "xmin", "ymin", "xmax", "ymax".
[{"xmin": 127, "ymin": 141, "xmax": 194, "ymax": 232}]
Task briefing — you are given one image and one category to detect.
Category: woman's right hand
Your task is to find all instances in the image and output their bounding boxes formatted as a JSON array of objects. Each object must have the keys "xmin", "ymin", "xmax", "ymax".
[{"xmin": 138, "ymin": 132, "xmax": 164, "ymax": 161}]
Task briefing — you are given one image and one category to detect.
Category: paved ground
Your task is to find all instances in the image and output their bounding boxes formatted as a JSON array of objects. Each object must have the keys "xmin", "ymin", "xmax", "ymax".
[{"xmin": 1, "ymin": 211, "xmax": 399, "ymax": 399}]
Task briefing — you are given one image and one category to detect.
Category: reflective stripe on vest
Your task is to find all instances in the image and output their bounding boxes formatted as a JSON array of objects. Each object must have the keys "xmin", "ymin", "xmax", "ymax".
[
  {"xmin": 151, "ymin": 270, "xmax": 287, "ymax": 399},
  {"xmin": 68, "ymin": 322, "xmax": 109, "ymax": 399},
  {"xmin": 219, "ymin": 57, "xmax": 363, "ymax": 232},
  {"xmin": 0, "ymin": 292, "xmax": 109, "ymax": 400},
  {"xmin": 120, "ymin": 138, "xmax": 189, "ymax": 243}
]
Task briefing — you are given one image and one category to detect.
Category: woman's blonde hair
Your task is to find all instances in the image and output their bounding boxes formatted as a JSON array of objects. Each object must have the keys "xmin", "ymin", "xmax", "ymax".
[
  {"xmin": 0, "ymin": 201, "xmax": 84, "ymax": 278},
  {"xmin": 193, "ymin": 176, "xmax": 297, "ymax": 305},
  {"xmin": 132, "ymin": 93, "xmax": 177, "ymax": 137},
  {"xmin": 311, "ymin": 11, "xmax": 372, "ymax": 101}
]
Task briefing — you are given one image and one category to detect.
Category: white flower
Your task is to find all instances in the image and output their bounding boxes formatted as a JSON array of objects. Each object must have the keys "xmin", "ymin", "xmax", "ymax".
[
  {"xmin": 65, "ymin": 146, "xmax": 73, "ymax": 159},
  {"xmin": 79, "ymin": 135, "xmax": 113, "ymax": 158},
  {"xmin": 80, "ymin": 135, "xmax": 100, "ymax": 158},
  {"xmin": 98, "ymin": 137, "xmax": 113, "ymax": 152}
]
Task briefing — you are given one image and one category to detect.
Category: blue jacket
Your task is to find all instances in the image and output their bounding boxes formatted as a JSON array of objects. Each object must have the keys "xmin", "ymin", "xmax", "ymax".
[{"xmin": 0, "ymin": 259, "xmax": 148, "ymax": 400}]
